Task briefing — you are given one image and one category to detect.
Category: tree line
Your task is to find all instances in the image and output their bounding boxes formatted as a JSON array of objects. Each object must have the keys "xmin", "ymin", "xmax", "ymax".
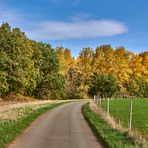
[
  {"xmin": 56, "ymin": 45, "xmax": 148, "ymax": 98},
  {"xmin": 0, "ymin": 23, "xmax": 148, "ymax": 100}
]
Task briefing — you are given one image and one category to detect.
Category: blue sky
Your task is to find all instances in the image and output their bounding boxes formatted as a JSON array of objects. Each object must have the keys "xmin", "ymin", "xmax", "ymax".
[{"xmin": 0, "ymin": 0, "xmax": 148, "ymax": 57}]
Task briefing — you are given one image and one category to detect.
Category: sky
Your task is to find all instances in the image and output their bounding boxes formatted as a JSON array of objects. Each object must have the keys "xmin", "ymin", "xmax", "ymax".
[{"xmin": 0, "ymin": 0, "xmax": 148, "ymax": 57}]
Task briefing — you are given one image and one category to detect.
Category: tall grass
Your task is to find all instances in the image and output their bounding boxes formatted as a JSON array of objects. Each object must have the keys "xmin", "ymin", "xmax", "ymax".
[{"xmin": 82, "ymin": 103, "xmax": 140, "ymax": 148}]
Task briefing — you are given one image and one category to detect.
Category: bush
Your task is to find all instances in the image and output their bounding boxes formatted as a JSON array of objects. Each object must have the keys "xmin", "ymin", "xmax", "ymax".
[
  {"xmin": 125, "ymin": 76, "xmax": 148, "ymax": 98},
  {"xmin": 88, "ymin": 74, "xmax": 120, "ymax": 98}
]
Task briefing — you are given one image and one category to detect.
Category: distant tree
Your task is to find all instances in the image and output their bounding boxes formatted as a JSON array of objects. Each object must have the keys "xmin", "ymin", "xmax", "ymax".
[
  {"xmin": 50, "ymin": 73, "xmax": 66, "ymax": 99},
  {"xmin": 56, "ymin": 46, "xmax": 75, "ymax": 75},
  {"xmin": 139, "ymin": 51, "xmax": 148, "ymax": 81},
  {"xmin": 77, "ymin": 47, "xmax": 94, "ymax": 98},
  {"xmin": 129, "ymin": 54, "xmax": 145, "ymax": 78},
  {"xmin": 125, "ymin": 76, "xmax": 148, "ymax": 98},
  {"xmin": 88, "ymin": 74, "xmax": 120, "ymax": 98},
  {"xmin": 114, "ymin": 47, "xmax": 132, "ymax": 85},
  {"xmin": 64, "ymin": 67, "xmax": 81, "ymax": 99},
  {"xmin": 92, "ymin": 45, "xmax": 114, "ymax": 74}
]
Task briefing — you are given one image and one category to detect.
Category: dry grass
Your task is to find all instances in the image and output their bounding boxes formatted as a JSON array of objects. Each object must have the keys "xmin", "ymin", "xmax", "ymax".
[
  {"xmin": 0, "ymin": 99, "xmax": 73, "ymax": 121},
  {"xmin": 89, "ymin": 99, "xmax": 148, "ymax": 147},
  {"xmin": 0, "ymin": 101, "xmax": 71, "ymax": 148}
]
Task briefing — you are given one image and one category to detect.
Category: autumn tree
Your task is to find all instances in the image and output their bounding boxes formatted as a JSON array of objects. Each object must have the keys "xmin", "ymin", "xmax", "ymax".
[
  {"xmin": 139, "ymin": 51, "xmax": 148, "ymax": 81},
  {"xmin": 56, "ymin": 47, "xmax": 76, "ymax": 98},
  {"xmin": 76, "ymin": 47, "xmax": 94, "ymax": 98},
  {"xmin": 129, "ymin": 54, "xmax": 145, "ymax": 79},
  {"xmin": 92, "ymin": 45, "xmax": 114, "ymax": 74},
  {"xmin": 56, "ymin": 47, "xmax": 75, "ymax": 74}
]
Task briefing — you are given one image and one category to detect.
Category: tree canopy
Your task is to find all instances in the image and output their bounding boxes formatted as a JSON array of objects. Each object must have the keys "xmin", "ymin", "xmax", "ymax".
[
  {"xmin": 0, "ymin": 23, "xmax": 148, "ymax": 100},
  {"xmin": 0, "ymin": 23, "xmax": 65, "ymax": 100}
]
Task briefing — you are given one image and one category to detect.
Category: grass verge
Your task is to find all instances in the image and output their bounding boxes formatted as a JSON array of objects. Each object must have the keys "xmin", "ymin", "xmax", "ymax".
[
  {"xmin": 82, "ymin": 103, "xmax": 143, "ymax": 148},
  {"xmin": 0, "ymin": 102, "xmax": 66, "ymax": 148}
]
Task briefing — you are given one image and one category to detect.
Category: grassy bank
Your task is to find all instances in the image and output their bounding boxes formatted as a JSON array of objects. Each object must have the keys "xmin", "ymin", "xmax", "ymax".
[
  {"xmin": 0, "ymin": 102, "xmax": 67, "ymax": 148},
  {"xmin": 82, "ymin": 103, "xmax": 143, "ymax": 148},
  {"xmin": 101, "ymin": 98, "xmax": 148, "ymax": 138}
]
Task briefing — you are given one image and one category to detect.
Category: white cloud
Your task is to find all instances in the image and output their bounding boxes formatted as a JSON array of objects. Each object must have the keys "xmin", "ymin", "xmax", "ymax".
[
  {"xmin": 0, "ymin": 3, "xmax": 127, "ymax": 41},
  {"xmin": 26, "ymin": 20, "xmax": 128, "ymax": 40}
]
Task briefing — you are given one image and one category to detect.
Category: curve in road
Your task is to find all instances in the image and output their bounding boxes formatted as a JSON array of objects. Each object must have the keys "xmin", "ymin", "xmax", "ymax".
[{"xmin": 8, "ymin": 101, "xmax": 103, "ymax": 148}]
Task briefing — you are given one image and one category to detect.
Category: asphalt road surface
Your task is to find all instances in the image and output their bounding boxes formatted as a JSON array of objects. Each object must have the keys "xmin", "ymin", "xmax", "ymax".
[{"xmin": 8, "ymin": 101, "xmax": 103, "ymax": 148}]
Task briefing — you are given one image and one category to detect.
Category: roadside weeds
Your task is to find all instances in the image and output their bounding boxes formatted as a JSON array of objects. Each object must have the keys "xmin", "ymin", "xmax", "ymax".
[{"xmin": 82, "ymin": 101, "xmax": 148, "ymax": 148}]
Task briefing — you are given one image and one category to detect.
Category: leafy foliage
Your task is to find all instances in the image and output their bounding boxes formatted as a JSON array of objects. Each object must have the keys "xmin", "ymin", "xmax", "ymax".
[
  {"xmin": 0, "ymin": 23, "xmax": 148, "ymax": 99},
  {"xmin": 88, "ymin": 74, "xmax": 120, "ymax": 97},
  {"xmin": 0, "ymin": 23, "xmax": 65, "ymax": 100},
  {"xmin": 125, "ymin": 76, "xmax": 148, "ymax": 97}
]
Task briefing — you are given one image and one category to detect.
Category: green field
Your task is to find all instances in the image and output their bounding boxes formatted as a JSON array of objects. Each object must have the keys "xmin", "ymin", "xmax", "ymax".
[{"xmin": 101, "ymin": 98, "xmax": 148, "ymax": 138}]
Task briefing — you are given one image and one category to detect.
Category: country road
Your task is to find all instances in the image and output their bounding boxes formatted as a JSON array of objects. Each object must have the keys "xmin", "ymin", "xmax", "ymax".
[{"xmin": 8, "ymin": 101, "xmax": 103, "ymax": 148}]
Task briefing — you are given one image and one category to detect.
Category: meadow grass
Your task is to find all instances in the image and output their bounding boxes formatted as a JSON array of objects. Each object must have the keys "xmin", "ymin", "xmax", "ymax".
[
  {"xmin": 101, "ymin": 98, "xmax": 148, "ymax": 138},
  {"xmin": 82, "ymin": 103, "xmax": 140, "ymax": 148},
  {"xmin": 0, "ymin": 102, "xmax": 67, "ymax": 148}
]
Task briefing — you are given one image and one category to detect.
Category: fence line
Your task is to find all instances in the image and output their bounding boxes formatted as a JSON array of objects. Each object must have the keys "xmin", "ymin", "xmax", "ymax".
[{"xmin": 94, "ymin": 95, "xmax": 133, "ymax": 131}]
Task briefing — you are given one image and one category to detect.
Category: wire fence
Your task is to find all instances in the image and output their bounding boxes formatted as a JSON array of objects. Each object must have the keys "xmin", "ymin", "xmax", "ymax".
[{"xmin": 93, "ymin": 95, "xmax": 133, "ymax": 131}]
